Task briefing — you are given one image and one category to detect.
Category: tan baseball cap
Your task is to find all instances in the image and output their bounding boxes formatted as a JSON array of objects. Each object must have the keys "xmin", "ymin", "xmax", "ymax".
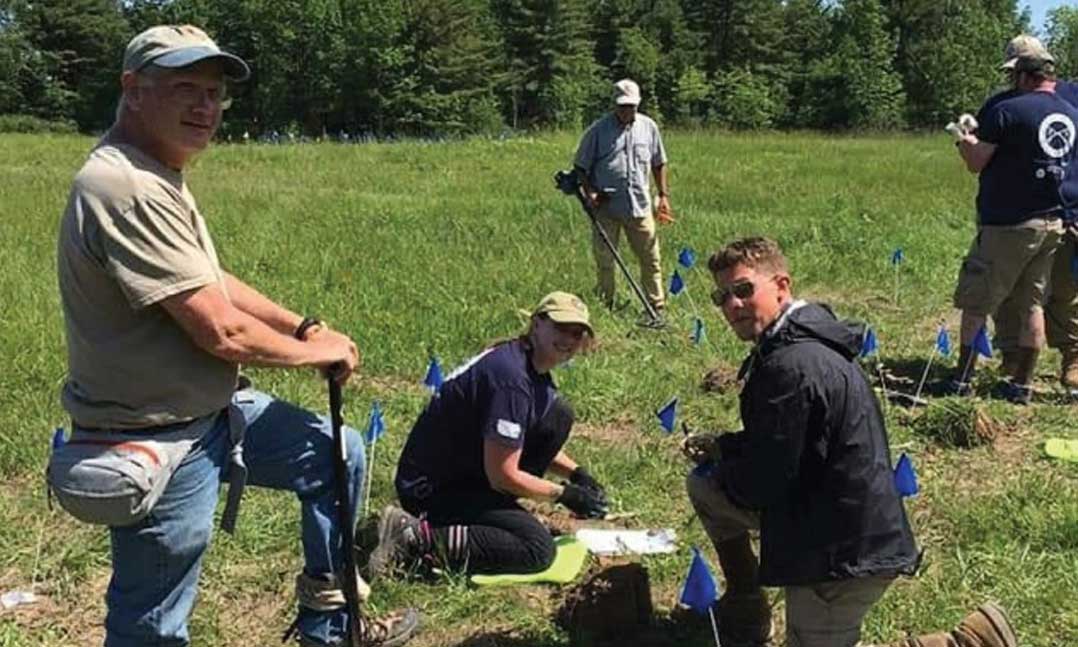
[
  {"xmin": 533, "ymin": 292, "xmax": 593, "ymax": 335},
  {"xmin": 1001, "ymin": 34, "xmax": 1054, "ymax": 70},
  {"xmin": 124, "ymin": 25, "xmax": 250, "ymax": 81},
  {"xmin": 614, "ymin": 79, "xmax": 641, "ymax": 106}
]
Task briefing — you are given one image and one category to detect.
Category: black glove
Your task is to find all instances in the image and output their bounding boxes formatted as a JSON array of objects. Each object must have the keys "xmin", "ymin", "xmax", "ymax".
[
  {"xmin": 557, "ymin": 483, "xmax": 608, "ymax": 519},
  {"xmin": 569, "ymin": 466, "xmax": 606, "ymax": 498}
]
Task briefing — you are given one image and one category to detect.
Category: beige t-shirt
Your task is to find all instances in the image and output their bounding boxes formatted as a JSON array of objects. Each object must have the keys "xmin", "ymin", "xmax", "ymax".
[{"xmin": 57, "ymin": 132, "xmax": 237, "ymax": 428}]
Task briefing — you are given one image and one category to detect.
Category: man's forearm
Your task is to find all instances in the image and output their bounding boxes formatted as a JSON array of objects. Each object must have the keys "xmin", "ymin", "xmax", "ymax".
[
  {"xmin": 223, "ymin": 272, "xmax": 304, "ymax": 335},
  {"xmin": 957, "ymin": 138, "xmax": 996, "ymax": 174},
  {"xmin": 654, "ymin": 164, "xmax": 669, "ymax": 195}
]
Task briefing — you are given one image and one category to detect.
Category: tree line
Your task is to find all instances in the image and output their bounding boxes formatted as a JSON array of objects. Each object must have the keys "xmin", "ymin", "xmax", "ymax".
[{"xmin": 1, "ymin": 0, "xmax": 1077, "ymax": 136}]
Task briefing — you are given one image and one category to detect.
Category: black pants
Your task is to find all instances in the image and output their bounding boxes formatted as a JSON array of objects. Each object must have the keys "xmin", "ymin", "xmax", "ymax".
[{"xmin": 400, "ymin": 398, "xmax": 573, "ymax": 574}]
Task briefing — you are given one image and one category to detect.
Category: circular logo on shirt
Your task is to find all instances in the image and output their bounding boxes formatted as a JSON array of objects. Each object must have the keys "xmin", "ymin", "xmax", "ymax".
[{"xmin": 1038, "ymin": 113, "xmax": 1076, "ymax": 159}]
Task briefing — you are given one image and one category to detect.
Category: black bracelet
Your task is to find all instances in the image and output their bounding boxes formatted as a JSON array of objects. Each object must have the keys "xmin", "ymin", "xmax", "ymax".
[{"xmin": 294, "ymin": 316, "xmax": 322, "ymax": 340}]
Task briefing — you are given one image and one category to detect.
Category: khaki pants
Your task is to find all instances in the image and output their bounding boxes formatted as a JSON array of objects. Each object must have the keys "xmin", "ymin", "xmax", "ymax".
[
  {"xmin": 686, "ymin": 472, "xmax": 894, "ymax": 647},
  {"xmin": 996, "ymin": 228, "xmax": 1078, "ymax": 353},
  {"xmin": 591, "ymin": 212, "xmax": 664, "ymax": 310},
  {"xmin": 953, "ymin": 219, "xmax": 1062, "ymax": 319}
]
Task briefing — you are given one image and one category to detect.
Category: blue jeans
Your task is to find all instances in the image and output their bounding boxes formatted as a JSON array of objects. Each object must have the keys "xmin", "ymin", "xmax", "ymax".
[{"xmin": 103, "ymin": 389, "xmax": 364, "ymax": 647}]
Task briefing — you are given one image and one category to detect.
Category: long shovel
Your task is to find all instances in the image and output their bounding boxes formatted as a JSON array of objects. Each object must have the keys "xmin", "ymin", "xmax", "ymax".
[{"xmin": 328, "ymin": 372, "xmax": 366, "ymax": 644}]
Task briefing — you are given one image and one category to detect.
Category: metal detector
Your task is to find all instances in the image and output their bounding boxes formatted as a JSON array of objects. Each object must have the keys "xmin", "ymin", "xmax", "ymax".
[
  {"xmin": 328, "ymin": 373, "xmax": 366, "ymax": 645},
  {"xmin": 554, "ymin": 169, "xmax": 662, "ymax": 326}
]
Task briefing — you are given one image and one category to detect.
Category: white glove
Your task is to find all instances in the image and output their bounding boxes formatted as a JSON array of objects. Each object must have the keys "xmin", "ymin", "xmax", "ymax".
[{"xmin": 945, "ymin": 113, "xmax": 979, "ymax": 141}]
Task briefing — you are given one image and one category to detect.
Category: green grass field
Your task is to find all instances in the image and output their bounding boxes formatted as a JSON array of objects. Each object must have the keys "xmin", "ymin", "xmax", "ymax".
[{"xmin": 0, "ymin": 131, "xmax": 1076, "ymax": 646}]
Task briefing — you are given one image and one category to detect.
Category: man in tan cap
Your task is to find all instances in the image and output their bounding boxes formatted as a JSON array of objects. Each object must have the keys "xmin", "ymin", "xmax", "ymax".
[
  {"xmin": 573, "ymin": 78, "xmax": 671, "ymax": 322},
  {"xmin": 54, "ymin": 25, "xmax": 417, "ymax": 647},
  {"xmin": 371, "ymin": 291, "xmax": 607, "ymax": 578},
  {"xmin": 985, "ymin": 35, "xmax": 1078, "ymax": 395},
  {"xmin": 938, "ymin": 33, "xmax": 1078, "ymax": 403}
]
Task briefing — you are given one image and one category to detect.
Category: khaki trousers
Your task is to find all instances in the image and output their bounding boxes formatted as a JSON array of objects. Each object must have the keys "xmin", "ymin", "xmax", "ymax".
[
  {"xmin": 686, "ymin": 472, "xmax": 894, "ymax": 647},
  {"xmin": 591, "ymin": 212, "xmax": 664, "ymax": 310},
  {"xmin": 996, "ymin": 228, "xmax": 1078, "ymax": 353}
]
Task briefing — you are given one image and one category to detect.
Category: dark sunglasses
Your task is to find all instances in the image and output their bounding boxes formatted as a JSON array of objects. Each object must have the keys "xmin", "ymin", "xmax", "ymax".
[{"xmin": 711, "ymin": 280, "xmax": 757, "ymax": 307}]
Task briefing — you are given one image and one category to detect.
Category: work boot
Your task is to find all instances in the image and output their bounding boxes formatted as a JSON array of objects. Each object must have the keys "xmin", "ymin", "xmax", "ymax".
[
  {"xmin": 991, "ymin": 380, "xmax": 1032, "ymax": 405},
  {"xmin": 1060, "ymin": 347, "xmax": 1078, "ymax": 390},
  {"xmin": 367, "ymin": 506, "xmax": 425, "ymax": 579},
  {"xmin": 875, "ymin": 601, "xmax": 1017, "ymax": 647},
  {"xmin": 296, "ymin": 607, "xmax": 422, "ymax": 647},
  {"xmin": 716, "ymin": 590, "xmax": 774, "ymax": 647}
]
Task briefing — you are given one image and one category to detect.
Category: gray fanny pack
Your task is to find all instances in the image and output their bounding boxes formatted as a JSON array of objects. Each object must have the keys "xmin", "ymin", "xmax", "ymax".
[{"xmin": 46, "ymin": 414, "xmax": 218, "ymax": 527}]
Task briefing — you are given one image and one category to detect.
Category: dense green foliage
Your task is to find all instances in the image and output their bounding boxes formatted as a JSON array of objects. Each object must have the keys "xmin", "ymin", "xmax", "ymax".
[
  {"xmin": 1, "ymin": 131, "xmax": 1076, "ymax": 646},
  {"xmin": 0, "ymin": 0, "xmax": 1075, "ymax": 135}
]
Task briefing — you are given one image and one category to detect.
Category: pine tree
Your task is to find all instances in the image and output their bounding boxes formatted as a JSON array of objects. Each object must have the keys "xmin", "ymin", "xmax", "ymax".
[{"xmin": 491, "ymin": 0, "xmax": 602, "ymax": 128}]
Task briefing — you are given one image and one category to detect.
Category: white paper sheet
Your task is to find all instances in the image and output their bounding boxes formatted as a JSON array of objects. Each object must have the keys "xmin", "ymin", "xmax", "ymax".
[{"xmin": 575, "ymin": 528, "xmax": 677, "ymax": 555}]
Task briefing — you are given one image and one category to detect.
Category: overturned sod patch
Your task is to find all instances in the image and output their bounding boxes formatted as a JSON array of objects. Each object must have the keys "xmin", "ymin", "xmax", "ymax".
[{"xmin": 909, "ymin": 400, "xmax": 1007, "ymax": 449}]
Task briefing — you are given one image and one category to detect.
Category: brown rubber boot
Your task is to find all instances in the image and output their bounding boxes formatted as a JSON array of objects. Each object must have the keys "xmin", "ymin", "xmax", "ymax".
[
  {"xmin": 874, "ymin": 602, "xmax": 1017, "ymax": 647},
  {"xmin": 952, "ymin": 602, "xmax": 1017, "ymax": 647},
  {"xmin": 1060, "ymin": 347, "xmax": 1078, "ymax": 390},
  {"xmin": 714, "ymin": 534, "xmax": 773, "ymax": 646}
]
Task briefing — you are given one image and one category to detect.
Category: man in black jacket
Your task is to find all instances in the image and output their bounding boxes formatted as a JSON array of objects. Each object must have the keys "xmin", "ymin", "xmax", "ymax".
[{"xmin": 683, "ymin": 237, "xmax": 1017, "ymax": 647}]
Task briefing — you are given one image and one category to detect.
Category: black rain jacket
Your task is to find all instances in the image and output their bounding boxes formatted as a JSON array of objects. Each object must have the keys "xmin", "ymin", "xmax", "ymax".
[{"xmin": 716, "ymin": 302, "xmax": 920, "ymax": 586}]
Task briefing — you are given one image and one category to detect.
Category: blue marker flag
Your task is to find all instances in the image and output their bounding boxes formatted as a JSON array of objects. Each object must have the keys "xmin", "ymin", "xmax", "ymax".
[
  {"xmin": 860, "ymin": 328, "xmax": 878, "ymax": 358},
  {"xmin": 424, "ymin": 357, "xmax": 444, "ymax": 393},
  {"xmin": 935, "ymin": 326, "xmax": 951, "ymax": 357},
  {"xmin": 692, "ymin": 318, "xmax": 705, "ymax": 345},
  {"xmin": 973, "ymin": 325, "xmax": 993, "ymax": 358},
  {"xmin": 894, "ymin": 452, "xmax": 919, "ymax": 497},
  {"xmin": 678, "ymin": 247, "xmax": 696, "ymax": 269},
  {"xmin": 670, "ymin": 270, "xmax": 685, "ymax": 296},
  {"xmin": 891, "ymin": 248, "xmax": 905, "ymax": 265},
  {"xmin": 52, "ymin": 427, "xmax": 66, "ymax": 450},
  {"xmin": 365, "ymin": 401, "xmax": 386, "ymax": 444},
  {"xmin": 679, "ymin": 547, "xmax": 719, "ymax": 615},
  {"xmin": 656, "ymin": 397, "xmax": 678, "ymax": 433}
]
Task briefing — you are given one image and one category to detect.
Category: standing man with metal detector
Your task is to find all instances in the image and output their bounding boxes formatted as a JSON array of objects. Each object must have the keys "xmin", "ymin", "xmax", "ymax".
[
  {"xmin": 573, "ymin": 78, "xmax": 671, "ymax": 325},
  {"xmin": 50, "ymin": 25, "xmax": 418, "ymax": 647}
]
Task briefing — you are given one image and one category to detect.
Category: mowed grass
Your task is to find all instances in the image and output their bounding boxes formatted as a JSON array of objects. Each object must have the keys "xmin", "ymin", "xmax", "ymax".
[{"xmin": 0, "ymin": 131, "xmax": 1076, "ymax": 646}]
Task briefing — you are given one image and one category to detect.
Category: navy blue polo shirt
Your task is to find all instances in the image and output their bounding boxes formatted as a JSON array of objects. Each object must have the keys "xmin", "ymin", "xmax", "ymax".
[
  {"xmin": 396, "ymin": 340, "xmax": 556, "ymax": 491},
  {"xmin": 976, "ymin": 90, "xmax": 1078, "ymax": 225}
]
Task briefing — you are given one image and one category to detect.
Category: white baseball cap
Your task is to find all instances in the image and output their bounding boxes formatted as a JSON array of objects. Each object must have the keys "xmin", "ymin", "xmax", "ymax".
[{"xmin": 613, "ymin": 79, "xmax": 641, "ymax": 106}]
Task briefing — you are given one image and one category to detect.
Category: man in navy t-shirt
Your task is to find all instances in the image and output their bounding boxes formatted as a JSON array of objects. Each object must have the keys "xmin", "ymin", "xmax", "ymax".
[
  {"xmin": 945, "ymin": 35, "xmax": 1078, "ymax": 403},
  {"xmin": 983, "ymin": 36, "xmax": 1078, "ymax": 393}
]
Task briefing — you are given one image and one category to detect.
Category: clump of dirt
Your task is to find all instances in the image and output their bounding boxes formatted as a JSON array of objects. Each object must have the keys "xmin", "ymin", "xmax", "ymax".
[
  {"xmin": 910, "ymin": 400, "xmax": 1003, "ymax": 449},
  {"xmin": 701, "ymin": 362, "xmax": 739, "ymax": 394},
  {"xmin": 558, "ymin": 562, "xmax": 654, "ymax": 646}
]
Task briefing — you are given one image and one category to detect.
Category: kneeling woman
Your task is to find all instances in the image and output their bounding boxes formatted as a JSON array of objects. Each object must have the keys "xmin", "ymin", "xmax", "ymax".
[{"xmin": 369, "ymin": 292, "xmax": 609, "ymax": 577}]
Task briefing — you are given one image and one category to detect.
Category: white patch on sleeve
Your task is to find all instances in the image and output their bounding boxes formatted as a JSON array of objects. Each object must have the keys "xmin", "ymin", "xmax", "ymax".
[{"xmin": 496, "ymin": 419, "xmax": 522, "ymax": 440}]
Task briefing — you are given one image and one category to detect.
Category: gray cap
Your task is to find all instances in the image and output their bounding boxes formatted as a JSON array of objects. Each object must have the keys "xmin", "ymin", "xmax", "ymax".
[
  {"xmin": 614, "ymin": 79, "xmax": 641, "ymax": 106},
  {"xmin": 124, "ymin": 25, "xmax": 250, "ymax": 82},
  {"xmin": 1001, "ymin": 34, "xmax": 1054, "ymax": 71}
]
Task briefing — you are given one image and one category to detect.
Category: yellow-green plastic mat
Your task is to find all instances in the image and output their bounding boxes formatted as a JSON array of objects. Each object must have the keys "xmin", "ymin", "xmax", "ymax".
[
  {"xmin": 470, "ymin": 535, "xmax": 589, "ymax": 586},
  {"xmin": 1045, "ymin": 438, "xmax": 1078, "ymax": 463}
]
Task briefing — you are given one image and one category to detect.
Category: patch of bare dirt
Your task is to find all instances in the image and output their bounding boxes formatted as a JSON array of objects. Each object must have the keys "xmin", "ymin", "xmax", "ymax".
[
  {"xmin": 572, "ymin": 420, "xmax": 635, "ymax": 445},
  {"xmin": 700, "ymin": 362, "xmax": 740, "ymax": 394}
]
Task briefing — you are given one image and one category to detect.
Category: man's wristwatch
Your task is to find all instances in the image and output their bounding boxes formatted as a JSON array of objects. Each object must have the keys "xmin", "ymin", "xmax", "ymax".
[{"xmin": 294, "ymin": 316, "xmax": 322, "ymax": 340}]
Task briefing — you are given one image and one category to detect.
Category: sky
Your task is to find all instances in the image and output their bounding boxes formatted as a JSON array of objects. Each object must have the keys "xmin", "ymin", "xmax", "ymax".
[{"xmin": 1025, "ymin": 0, "xmax": 1070, "ymax": 31}]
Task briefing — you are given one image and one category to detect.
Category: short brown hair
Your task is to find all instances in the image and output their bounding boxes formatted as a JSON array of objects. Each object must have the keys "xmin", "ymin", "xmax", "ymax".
[{"xmin": 708, "ymin": 237, "xmax": 789, "ymax": 275}]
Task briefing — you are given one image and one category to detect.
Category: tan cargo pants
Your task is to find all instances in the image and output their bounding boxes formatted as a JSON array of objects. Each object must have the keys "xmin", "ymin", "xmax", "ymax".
[{"xmin": 591, "ymin": 212, "xmax": 664, "ymax": 311}]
